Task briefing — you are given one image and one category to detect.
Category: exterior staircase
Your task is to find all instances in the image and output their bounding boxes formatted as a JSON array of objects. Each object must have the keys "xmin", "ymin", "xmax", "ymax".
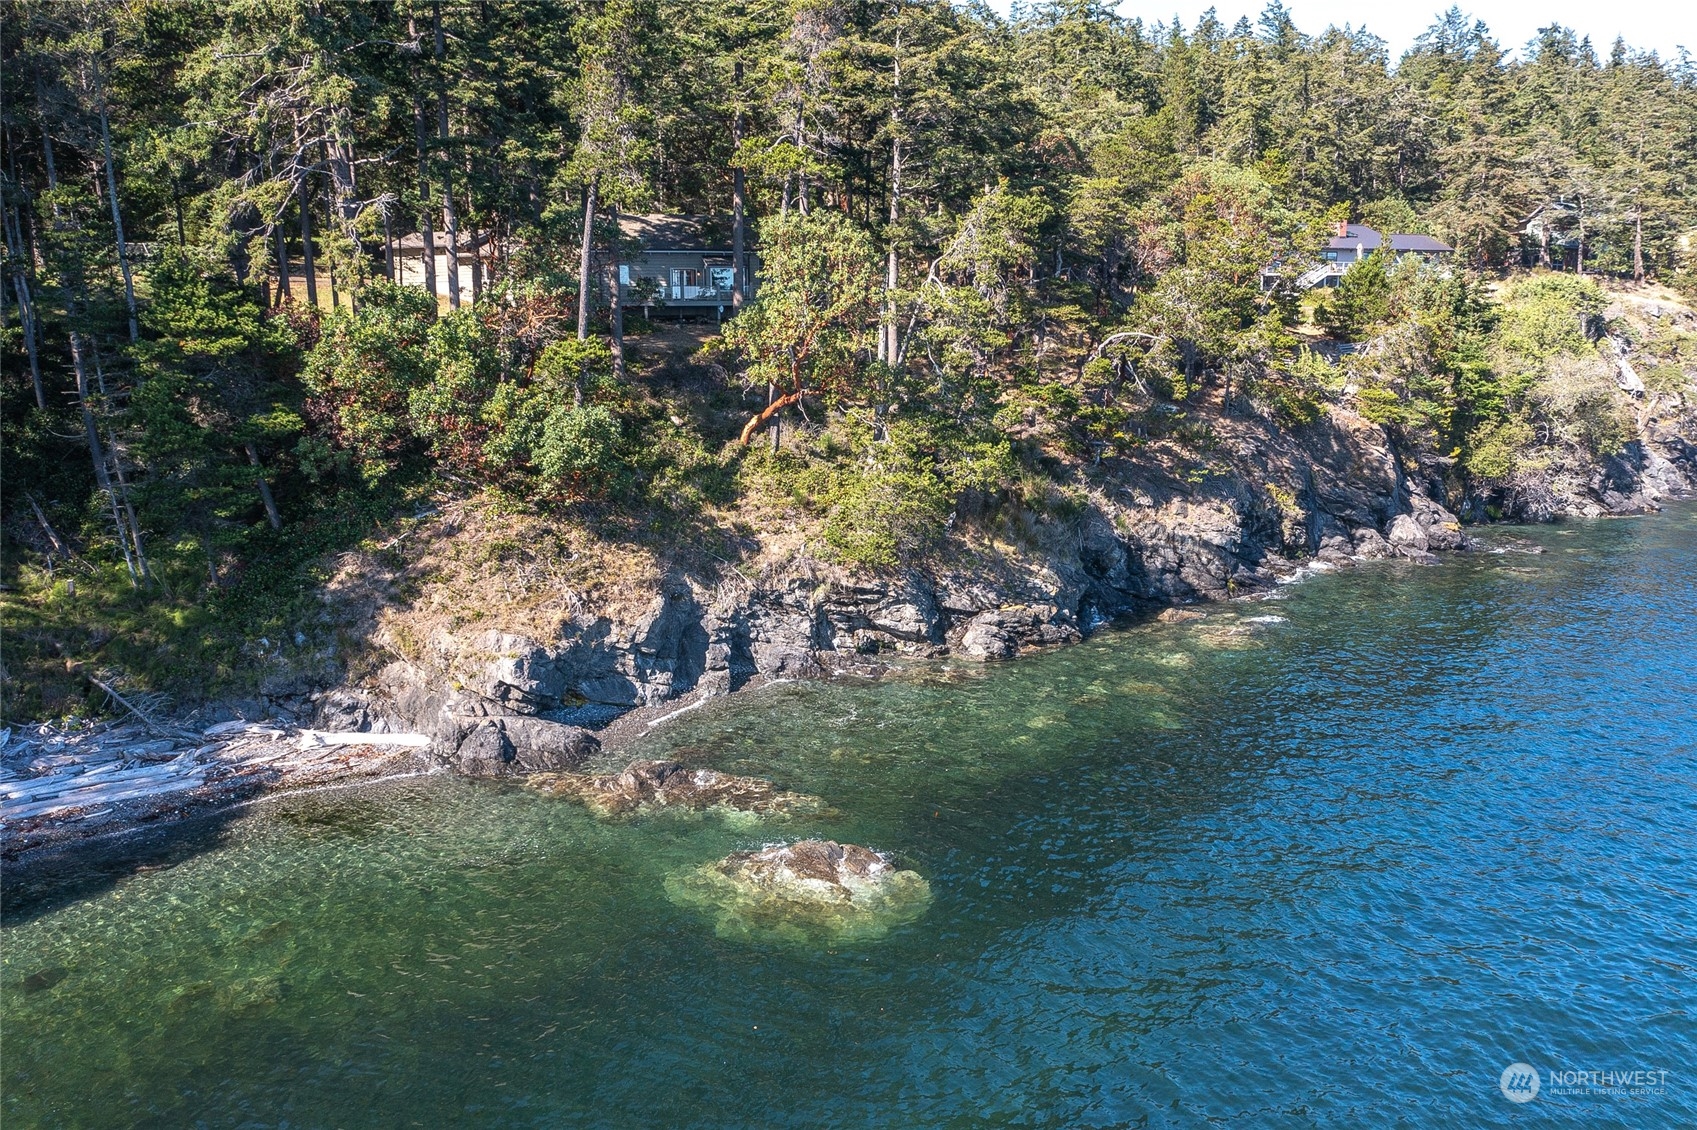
[{"xmin": 1295, "ymin": 262, "xmax": 1348, "ymax": 289}]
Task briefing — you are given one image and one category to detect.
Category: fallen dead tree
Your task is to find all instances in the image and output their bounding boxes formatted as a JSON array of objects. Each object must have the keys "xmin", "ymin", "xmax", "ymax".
[{"xmin": 296, "ymin": 730, "xmax": 433, "ymax": 749}]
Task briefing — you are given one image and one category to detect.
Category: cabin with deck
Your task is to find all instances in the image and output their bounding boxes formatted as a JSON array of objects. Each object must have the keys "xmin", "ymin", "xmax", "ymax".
[
  {"xmin": 617, "ymin": 213, "xmax": 757, "ymax": 318},
  {"xmin": 387, "ymin": 214, "xmax": 757, "ymax": 316}
]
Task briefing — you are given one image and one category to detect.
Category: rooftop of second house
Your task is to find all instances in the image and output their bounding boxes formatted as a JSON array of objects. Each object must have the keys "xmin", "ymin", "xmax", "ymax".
[{"xmin": 618, "ymin": 213, "xmax": 739, "ymax": 253}]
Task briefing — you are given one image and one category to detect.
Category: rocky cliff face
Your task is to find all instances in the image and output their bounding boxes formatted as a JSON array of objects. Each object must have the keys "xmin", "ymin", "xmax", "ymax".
[{"xmin": 314, "ymin": 392, "xmax": 1692, "ymax": 771}]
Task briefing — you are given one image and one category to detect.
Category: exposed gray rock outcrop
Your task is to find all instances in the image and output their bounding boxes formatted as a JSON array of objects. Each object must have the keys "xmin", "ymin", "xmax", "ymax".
[
  {"xmin": 1387, "ymin": 514, "xmax": 1430, "ymax": 555},
  {"xmin": 443, "ymin": 715, "xmax": 598, "ymax": 777},
  {"xmin": 953, "ymin": 605, "xmax": 1081, "ymax": 661}
]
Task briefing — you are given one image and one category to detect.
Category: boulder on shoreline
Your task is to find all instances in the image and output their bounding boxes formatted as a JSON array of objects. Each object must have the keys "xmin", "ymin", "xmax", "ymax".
[
  {"xmin": 445, "ymin": 716, "xmax": 598, "ymax": 777},
  {"xmin": 665, "ymin": 839, "xmax": 931, "ymax": 942},
  {"xmin": 527, "ymin": 758, "xmax": 822, "ymax": 819},
  {"xmin": 954, "ymin": 605, "xmax": 1082, "ymax": 661}
]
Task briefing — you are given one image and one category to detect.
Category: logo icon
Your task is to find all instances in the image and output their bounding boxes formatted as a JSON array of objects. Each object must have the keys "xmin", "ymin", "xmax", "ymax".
[{"xmin": 1500, "ymin": 1063, "xmax": 1541, "ymax": 1103}]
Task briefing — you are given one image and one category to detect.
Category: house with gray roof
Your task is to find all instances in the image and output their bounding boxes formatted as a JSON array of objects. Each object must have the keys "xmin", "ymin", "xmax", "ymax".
[{"xmin": 1262, "ymin": 222, "xmax": 1454, "ymax": 292}]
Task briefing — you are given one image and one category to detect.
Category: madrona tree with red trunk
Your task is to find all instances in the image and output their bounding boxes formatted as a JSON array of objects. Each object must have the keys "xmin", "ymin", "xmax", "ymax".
[{"xmin": 717, "ymin": 211, "xmax": 879, "ymax": 446}]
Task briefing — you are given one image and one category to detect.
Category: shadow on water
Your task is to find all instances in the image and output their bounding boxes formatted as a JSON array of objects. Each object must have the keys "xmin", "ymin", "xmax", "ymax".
[
  {"xmin": 2, "ymin": 806, "xmax": 250, "ymax": 928},
  {"xmin": 0, "ymin": 779, "xmax": 419, "ymax": 928}
]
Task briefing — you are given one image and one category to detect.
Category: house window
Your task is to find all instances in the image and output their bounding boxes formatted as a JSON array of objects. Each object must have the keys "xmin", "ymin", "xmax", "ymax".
[
  {"xmin": 708, "ymin": 266, "xmax": 735, "ymax": 293},
  {"xmin": 668, "ymin": 266, "xmax": 702, "ymax": 296},
  {"xmin": 619, "ymin": 264, "xmax": 632, "ymax": 285},
  {"xmin": 1323, "ymin": 250, "xmax": 1338, "ymax": 261}
]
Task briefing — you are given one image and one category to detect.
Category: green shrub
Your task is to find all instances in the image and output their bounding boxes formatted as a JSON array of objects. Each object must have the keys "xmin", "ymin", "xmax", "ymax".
[
  {"xmin": 536, "ymin": 405, "xmax": 623, "ymax": 488},
  {"xmin": 1315, "ymin": 250, "xmax": 1392, "ymax": 339},
  {"xmin": 478, "ymin": 338, "xmax": 623, "ymax": 494},
  {"xmin": 1668, "ymin": 269, "xmax": 1697, "ymax": 305},
  {"xmin": 1269, "ymin": 386, "xmax": 1324, "ymax": 426},
  {"xmin": 300, "ymin": 282, "xmax": 436, "ymax": 485},
  {"xmin": 1355, "ymin": 386, "xmax": 1405, "ymax": 427},
  {"xmin": 822, "ymin": 467, "xmax": 951, "ymax": 569},
  {"xmin": 1497, "ymin": 274, "xmax": 1605, "ymax": 363},
  {"xmin": 1530, "ymin": 354, "xmax": 1631, "ymax": 456},
  {"xmin": 1643, "ymin": 363, "xmax": 1692, "ymax": 397},
  {"xmin": 1463, "ymin": 417, "xmax": 1534, "ymax": 482},
  {"xmin": 409, "ymin": 308, "xmax": 501, "ymax": 472}
]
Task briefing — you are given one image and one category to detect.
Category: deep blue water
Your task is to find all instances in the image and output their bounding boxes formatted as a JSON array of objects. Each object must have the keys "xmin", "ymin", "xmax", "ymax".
[{"xmin": 4, "ymin": 505, "xmax": 1695, "ymax": 1127}]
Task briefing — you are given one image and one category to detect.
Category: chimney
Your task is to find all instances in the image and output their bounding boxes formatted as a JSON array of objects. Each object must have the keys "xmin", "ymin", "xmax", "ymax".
[{"xmin": 1337, "ymin": 220, "xmax": 1349, "ymax": 238}]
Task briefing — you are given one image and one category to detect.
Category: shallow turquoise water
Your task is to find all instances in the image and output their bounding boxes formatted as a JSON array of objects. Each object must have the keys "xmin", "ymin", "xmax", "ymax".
[{"xmin": 5, "ymin": 506, "xmax": 1696, "ymax": 1127}]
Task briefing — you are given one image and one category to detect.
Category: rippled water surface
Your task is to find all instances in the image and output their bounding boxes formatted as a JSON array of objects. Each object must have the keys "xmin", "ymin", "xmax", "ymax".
[{"xmin": 5, "ymin": 506, "xmax": 1696, "ymax": 1127}]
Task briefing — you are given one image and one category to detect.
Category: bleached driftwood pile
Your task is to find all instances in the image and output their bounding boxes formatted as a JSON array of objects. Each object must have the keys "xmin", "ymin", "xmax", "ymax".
[{"xmin": 0, "ymin": 719, "xmax": 435, "ymax": 858}]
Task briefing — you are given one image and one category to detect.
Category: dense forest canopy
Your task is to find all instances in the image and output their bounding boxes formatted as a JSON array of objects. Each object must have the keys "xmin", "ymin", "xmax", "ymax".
[{"xmin": 3, "ymin": 0, "xmax": 1696, "ymax": 712}]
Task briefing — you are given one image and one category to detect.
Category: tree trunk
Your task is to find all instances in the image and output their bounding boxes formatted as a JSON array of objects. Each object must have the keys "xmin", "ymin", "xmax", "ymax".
[
  {"xmin": 526, "ymin": 158, "xmax": 542, "ymax": 223},
  {"xmin": 276, "ymin": 218, "xmax": 291, "ymax": 304},
  {"xmin": 35, "ymin": 70, "xmax": 59, "ymax": 189},
  {"xmin": 794, "ymin": 99, "xmax": 810, "ymax": 217},
  {"xmin": 1, "ymin": 194, "xmax": 43, "ymax": 404},
  {"xmin": 12, "ymin": 273, "xmax": 45, "ymax": 407},
  {"xmin": 93, "ymin": 58, "xmax": 138, "ymax": 343},
  {"xmin": 326, "ymin": 169, "xmax": 340, "ymax": 310},
  {"xmin": 732, "ymin": 60, "xmax": 747, "ymax": 308},
  {"xmin": 108, "ymin": 431, "xmax": 149, "ymax": 582},
  {"xmin": 70, "ymin": 331, "xmax": 138, "ymax": 585},
  {"xmin": 26, "ymin": 494, "xmax": 72, "ymax": 560},
  {"xmin": 881, "ymin": 36, "xmax": 902, "ymax": 366},
  {"xmin": 741, "ymin": 390, "xmax": 804, "ymax": 445},
  {"xmin": 246, "ymin": 442, "xmax": 282, "ymax": 529},
  {"xmin": 203, "ymin": 536, "xmax": 221, "ymax": 589},
  {"xmin": 883, "ymin": 141, "xmax": 901, "ymax": 365},
  {"xmin": 434, "ymin": 1, "xmax": 461, "ymax": 309},
  {"xmin": 89, "ymin": 337, "xmax": 150, "ymax": 580},
  {"xmin": 42, "ymin": 98, "xmax": 141, "ymax": 580},
  {"xmin": 577, "ymin": 177, "xmax": 598, "ymax": 342},
  {"xmin": 383, "ymin": 207, "xmax": 394, "ymax": 282},
  {"xmin": 466, "ymin": 193, "xmax": 482, "ymax": 301},
  {"xmin": 608, "ymin": 203, "xmax": 624, "ymax": 382},
  {"xmin": 326, "ymin": 132, "xmax": 358, "ymax": 234},
  {"xmin": 300, "ymin": 187, "xmax": 319, "ymax": 307},
  {"xmin": 3, "ymin": 198, "xmax": 44, "ymax": 404},
  {"xmin": 1576, "ymin": 205, "xmax": 1586, "ymax": 277},
  {"xmin": 1632, "ymin": 209, "xmax": 1644, "ymax": 284},
  {"xmin": 414, "ymin": 94, "xmax": 438, "ymax": 299}
]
